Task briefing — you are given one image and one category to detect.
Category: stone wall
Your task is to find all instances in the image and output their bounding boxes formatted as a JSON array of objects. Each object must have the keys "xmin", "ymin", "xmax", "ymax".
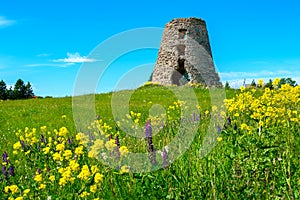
[{"xmin": 151, "ymin": 18, "xmax": 222, "ymax": 87}]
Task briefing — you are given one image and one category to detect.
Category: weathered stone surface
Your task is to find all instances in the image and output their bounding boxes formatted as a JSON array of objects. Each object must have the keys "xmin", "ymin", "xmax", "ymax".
[{"xmin": 151, "ymin": 17, "xmax": 222, "ymax": 87}]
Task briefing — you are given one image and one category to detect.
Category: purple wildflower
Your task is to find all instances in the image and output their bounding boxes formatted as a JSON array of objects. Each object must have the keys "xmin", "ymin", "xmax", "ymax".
[
  {"xmin": 115, "ymin": 135, "xmax": 120, "ymax": 159},
  {"xmin": 193, "ymin": 112, "xmax": 200, "ymax": 122},
  {"xmin": 40, "ymin": 134, "xmax": 46, "ymax": 143},
  {"xmin": 8, "ymin": 165, "xmax": 14, "ymax": 176},
  {"xmin": 145, "ymin": 120, "xmax": 152, "ymax": 138},
  {"xmin": 217, "ymin": 125, "xmax": 221, "ymax": 133},
  {"xmin": 227, "ymin": 116, "xmax": 231, "ymax": 126},
  {"xmin": 151, "ymin": 149, "xmax": 157, "ymax": 165},
  {"xmin": 162, "ymin": 147, "xmax": 168, "ymax": 168},
  {"xmin": 67, "ymin": 137, "xmax": 72, "ymax": 144},
  {"xmin": 1, "ymin": 165, "xmax": 6, "ymax": 174},
  {"xmin": 234, "ymin": 123, "xmax": 237, "ymax": 130},
  {"xmin": 145, "ymin": 120, "xmax": 156, "ymax": 166},
  {"xmin": 2, "ymin": 165, "xmax": 7, "ymax": 180},
  {"xmin": 2, "ymin": 152, "xmax": 8, "ymax": 163}
]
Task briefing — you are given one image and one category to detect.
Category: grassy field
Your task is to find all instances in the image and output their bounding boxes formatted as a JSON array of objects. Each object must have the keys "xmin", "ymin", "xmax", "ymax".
[{"xmin": 0, "ymin": 84, "xmax": 299, "ymax": 199}]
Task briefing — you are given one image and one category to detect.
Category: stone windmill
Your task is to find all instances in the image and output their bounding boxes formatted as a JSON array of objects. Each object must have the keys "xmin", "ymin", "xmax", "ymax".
[{"xmin": 151, "ymin": 17, "xmax": 222, "ymax": 87}]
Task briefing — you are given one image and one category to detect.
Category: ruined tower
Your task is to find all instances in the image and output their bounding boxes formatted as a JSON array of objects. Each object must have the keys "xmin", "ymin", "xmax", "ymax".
[{"xmin": 151, "ymin": 17, "xmax": 222, "ymax": 87}]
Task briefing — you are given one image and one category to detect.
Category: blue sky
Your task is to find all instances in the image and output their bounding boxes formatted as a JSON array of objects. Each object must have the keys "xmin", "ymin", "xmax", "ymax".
[{"xmin": 0, "ymin": 0, "xmax": 300, "ymax": 96}]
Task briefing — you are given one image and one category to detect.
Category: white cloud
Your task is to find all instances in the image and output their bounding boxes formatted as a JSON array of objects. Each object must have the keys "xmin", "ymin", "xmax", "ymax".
[
  {"xmin": 53, "ymin": 52, "xmax": 97, "ymax": 63},
  {"xmin": 0, "ymin": 16, "xmax": 15, "ymax": 27},
  {"xmin": 219, "ymin": 70, "xmax": 294, "ymax": 79},
  {"xmin": 26, "ymin": 63, "xmax": 75, "ymax": 68}
]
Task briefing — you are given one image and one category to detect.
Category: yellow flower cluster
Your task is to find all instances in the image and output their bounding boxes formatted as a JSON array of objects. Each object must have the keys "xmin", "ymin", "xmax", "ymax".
[{"xmin": 225, "ymin": 84, "xmax": 300, "ymax": 130}]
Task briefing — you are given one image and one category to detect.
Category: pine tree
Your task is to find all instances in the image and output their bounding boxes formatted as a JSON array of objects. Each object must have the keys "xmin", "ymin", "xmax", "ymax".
[
  {"xmin": 0, "ymin": 80, "xmax": 7, "ymax": 100},
  {"xmin": 225, "ymin": 81, "xmax": 230, "ymax": 89},
  {"xmin": 14, "ymin": 79, "xmax": 26, "ymax": 99},
  {"xmin": 250, "ymin": 79, "xmax": 256, "ymax": 88},
  {"xmin": 25, "ymin": 82, "xmax": 34, "ymax": 98}
]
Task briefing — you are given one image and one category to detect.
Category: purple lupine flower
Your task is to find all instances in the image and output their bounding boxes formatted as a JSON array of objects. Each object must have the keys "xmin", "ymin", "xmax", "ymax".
[
  {"xmin": 1, "ymin": 165, "xmax": 6, "ymax": 175},
  {"xmin": 162, "ymin": 147, "xmax": 168, "ymax": 168},
  {"xmin": 40, "ymin": 134, "xmax": 46, "ymax": 143},
  {"xmin": 193, "ymin": 112, "xmax": 200, "ymax": 122},
  {"xmin": 2, "ymin": 165, "xmax": 7, "ymax": 180},
  {"xmin": 151, "ymin": 149, "xmax": 157, "ymax": 166},
  {"xmin": 20, "ymin": 140, "xmax": 26, "ymax": 149},
  {"xmin": 8, "ymin": 165, "xmax": 14, "ymax": 176},
  {"xmin": 145, "ymin": 120, "xmax": 157, "ymax": 166},
  {"xmin": 115, "ymin": 135, "xmax": 120, "ymax": 159},
  {"xmin": 2, "ymin": 152, "xmax": 8, "ymax": 163},
  {"xmin": 67, "ymin": 137, "xmax": 72, "ymax": 144},
  {"xmin": 145, "ymin": 120, "xmax": 152, "ymax": 138},
  {"xmin": 233, "ymin": 123, "xmax": 237, "ymax": 130},
  {"xmin": 217, "ymin": 125, "xmax": 221, "ymax": 133},
  {"xmin": 227, "ymin": 116, "xmax": 231, "ymax": 126}
]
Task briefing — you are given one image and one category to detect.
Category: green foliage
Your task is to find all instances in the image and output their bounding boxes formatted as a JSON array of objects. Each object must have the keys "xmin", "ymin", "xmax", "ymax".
[
  {"xmin": 0, "ymin": 79, "xmax": 35, "ymax": 100},
  {"xmin": 264, "ymin": 79, "xmax": 274, "ymax": 89},
  {"xmin": 279, "ymin": 77, "xmax": 297, "ymax": 88},
  {"xmin": 250, "ymin": 79, "xmax": 256, "ymax": 87},
  {"xmin": 0, "ymin": 85, "xmax": 299, "ymax": 199},
  {"xmin": 0, "ymin": 80, "xmax": 7, "ymax": 100},
  {"xmin": 225, "ymin": 81, "xmax": 230, "ymax": 89}
]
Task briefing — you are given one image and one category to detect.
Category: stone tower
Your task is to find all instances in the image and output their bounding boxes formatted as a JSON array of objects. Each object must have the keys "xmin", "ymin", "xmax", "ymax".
[{"xmin": 151, "ymin": 17, "xmax": 221, "ymax": 87}]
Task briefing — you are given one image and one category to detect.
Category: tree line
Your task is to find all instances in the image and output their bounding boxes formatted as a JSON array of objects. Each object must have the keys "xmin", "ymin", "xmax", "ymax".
[
  {"xmin": 0, "ymin": 79, "xmax": 35, "ymax": 100},
  {"xmin": 225, "ymin": 77, "xmax": 297, "ymax": 90}
]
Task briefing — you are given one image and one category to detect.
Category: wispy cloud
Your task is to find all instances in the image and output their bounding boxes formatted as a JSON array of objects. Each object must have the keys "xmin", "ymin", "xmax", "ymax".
[
  {"xmin": 26, "ymin": 63, "xmax": 75, "ymax": 68},
  {"xmin": 53, "ymin": 52, "xmax": 97, "ymax": 63},
  {"xmin": 219, "ymin": 70, "xmax": 295, "ymax": 79},
  {"xmin": 36, "ymin": 53, "xmax": 52, "ymax": 57},
  {"xmin": 0, "ymin": 16, "xmax": 15, "ymax": 27}
]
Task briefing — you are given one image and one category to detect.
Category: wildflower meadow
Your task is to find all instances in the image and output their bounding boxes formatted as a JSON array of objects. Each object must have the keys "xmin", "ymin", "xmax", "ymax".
[{"xmin": 0, "ymin": 80, "xmax": 299, "ymax": 199}]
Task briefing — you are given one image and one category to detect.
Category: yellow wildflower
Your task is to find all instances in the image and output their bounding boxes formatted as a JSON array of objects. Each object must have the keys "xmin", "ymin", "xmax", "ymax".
[
  {"xmin": 52, "ymin": 152, "xmax": 62, "ymax": 161},
  {"xmin": 38, "ymin": 183, "xmax": 46, "ymax": 190},
  {"xmin": 9, "ymin": 185, "xmax": 20, "ymax": 194},
  {"xmin": 49, "ymin": 175, "xmax": 55, "ymax": 182},
  {"xmin": 90, "ymin": 184, "xmax": 97, "ymax": 193},
  {"xmin": 94, "ymin": 173, "xmax": 104, "ymax": 183},
  {"xmin": 120, "ymin": 165, "xmax": 130, "ymax": 174},
  {"xmin": 13, "ymin": 141, "xmax": 22, "ymax": 150},
  {"xmin": 56, "ymin": 143, "xmax": 65, "ymax": 152},
  {"xmin": 75, "ymin": 145, "xmax": 84, "ymax": 155},
  {"xmin": 63, "ymin": 150, "xmax": 73, "ymax": 160},
  {"xmin": 79, "ymin": 191, "xmax": 90, "ymax": 198},
  {"xmin": 34, "ymin": 174, "xmax": 43, "ymax": 182},
  {"xmin": 105, "ymin": 139, "xmax": 117, "ymax": 151},
  {"xmin": 119, "ymin": 146, "xmax": 129, "ymax": 156},
  {"xmin": 42, "ymin": 147, "xmax": 50, "ymax": 154},
  {"xmin": 77, "ymin": 165, "xmax": 91, "ymax": 181},
  {"xmin": 91, "ymin": 165, "xmax": 99, "ymax": 174}
]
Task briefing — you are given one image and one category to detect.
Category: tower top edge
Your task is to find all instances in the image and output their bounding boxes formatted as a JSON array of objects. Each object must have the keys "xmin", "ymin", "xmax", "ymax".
[{"xmin": 165, "ymin": 17, "xmax": 206, "ymax": 28}]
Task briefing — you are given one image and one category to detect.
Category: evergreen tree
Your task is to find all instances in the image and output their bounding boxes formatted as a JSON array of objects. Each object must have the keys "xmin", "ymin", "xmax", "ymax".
[
  {"xmin": 264, "ymin": 79, "xmax": 273, "ymax": 90},
  {"xmin": 14, "ymin": 79, "xmax": 26, "ymax": 99},
  {"xmin": 250, "ymin": 79, "xmax": 256, "ymax": 88},
  {"xmin": 278, "ymin": 78, "xmax": 297, "ymax": 88},
  {"xmin": 225, "ymin": 81, "xmax": 230, "ymax": 89},
  {"xmin": 7, "ymin": 86, "xmax": 15, "ymax": 99},
  {"xmin": 0, "ymin": 80, "xmax": 7, "ymax": 100},
  {"xmin": 25, "ymin": 82, "xmax": 34, "ymax": 98}
]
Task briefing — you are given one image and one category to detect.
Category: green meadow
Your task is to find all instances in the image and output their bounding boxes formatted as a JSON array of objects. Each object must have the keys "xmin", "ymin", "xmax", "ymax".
[{"xmin": 0, "ymin": 84, "xmax": 299, "ymax": 199}]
